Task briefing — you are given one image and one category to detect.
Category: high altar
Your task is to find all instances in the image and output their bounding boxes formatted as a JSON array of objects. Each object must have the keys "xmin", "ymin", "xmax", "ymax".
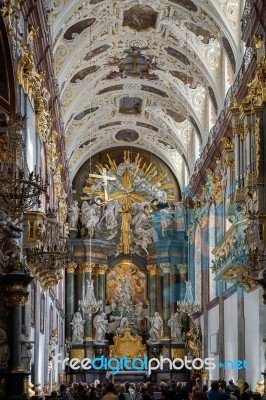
[{"xmin": 66, "ymin": 148, "xmax": 195, "ymax": 383}]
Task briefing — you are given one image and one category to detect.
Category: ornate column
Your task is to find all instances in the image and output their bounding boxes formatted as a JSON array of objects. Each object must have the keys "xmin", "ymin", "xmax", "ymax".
[
  {"xmin": 160, "ymin": 263, "xmax": 172, "ymax": 338},
  {"xmin": 177, "ymin": 264, "xmax": 189, "ymax": 332},
  {"xmin": 96, "ymin": 264, "xmax": 108, "ymax": 306},
  {"xmin": 4, "ymin": 273, "xmax": 32, "ymax": 373},
  {"xmin": 147, "ymin": 265, "xmax": 158, "ymax": 315},
  {"xmin": 66, "ymin": 263, "xmax": 77, "ymax": 340},
  {"xmin": 83, "ymin": 262, "xmax": 95, "ymax": 340}
]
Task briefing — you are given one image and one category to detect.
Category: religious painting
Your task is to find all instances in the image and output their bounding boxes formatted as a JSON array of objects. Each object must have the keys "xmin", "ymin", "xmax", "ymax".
[
  {"xmin": 165, "ymin": 109, "xmax": 186, "ymax": 123},
  {"xmin": 106, "ymin": 261, "xmax": 146, "ymax": 306},
  {"xmin": 84, "ymin": 44, "xmax": 110, "ymax": 61},
  {"xmin": 115, "ymin": 129, "xmax": 139, "ymax": 142},
  {"xmin": 170, "ymin": 70, "xmax": 199, "ymax": 89},
  {"xmin": 97, "ymin": 84, "xmax": 123, "ymax": 95},
  {"xmin": 70, "ymin": 66, "xmax": 100, "ymax": 83},
  {"xmin": 185, "ymin": 22, "xmax": 215, "ymax": 44},
  {"xmin": 114, "ymin": 50, "xmax": 159, "ymax": 80},
  {"xmin": 222, "ymin": 36, "xmax": 236, "ymax": 73},
  {"xmin": 40, "ymin": 293, "xmax": 45, "ymax": 334},
  {"xmin": 168, "ymin": 0, "xmax": 198, "ymax": 12},
  {"xmin": 0, "ymin": 32, "xmax": 10, "ymax": 105},
  {"xmin": 165, "ymin": 47, "xmax": 190, "ymax": 65},
  {"xmin": 141, "ymin": 85, "xmax": 168, "ymax": 98},
  {"xmin": 119, "ymin": 97, "xmax": 142, "ymax": 114},
  {"xmin": 99, "ymin": 121, "xmax": 122, "ymax": 130},
  {"xmin": 123, "ymin": 5, "xmax": 158, "ymax": 31},
  {"xmin": 136, "ymin": 122, "xmax": 158, "ymax": 132},
  {"xmin": 74, "ymin": 107, "xmax": 98, "ymax": 121},
  {"xmin": 64, "ymin": 18, "xmax": 96, "ymax": 40}
]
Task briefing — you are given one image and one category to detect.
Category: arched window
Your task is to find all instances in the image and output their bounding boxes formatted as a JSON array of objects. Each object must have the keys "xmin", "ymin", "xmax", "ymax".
[
  {"xmin": 209, "ymin": 203, "xmax": 217, "ymax": 300},
  {"xmin": 194, "ymin": 224, "xmax": 202, "ymax": 306}
]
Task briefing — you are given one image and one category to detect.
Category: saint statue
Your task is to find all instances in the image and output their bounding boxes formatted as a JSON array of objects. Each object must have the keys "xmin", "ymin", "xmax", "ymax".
[
  {"xmin": 146, "ymin": 312, "xmax": 163, "ymax": 342},
  {"xmin": 168, "ymin": 312, "xmax": 183, "ymax": 342},
  {"xmin": 68, "ymin": 201, "xmax": 80, "ymax": 229},
  {"xmin": 70, "ymin": 312, "xmax": 85, "ymax": 344},
  {"xmin": 21, "ymin": 326, "xmax": 33, "ymax": 372},
  {"xmin": 93, "ymin": 312, "xmax": 108, "ymax": 343},
  {"xmin": 114, "ymin": 278, "xmax": 134, "ymax": 308}
]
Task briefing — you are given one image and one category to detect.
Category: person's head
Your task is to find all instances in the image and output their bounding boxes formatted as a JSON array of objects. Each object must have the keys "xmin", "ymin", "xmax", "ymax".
[
  {"xmin": 72, "ymin": 382, "xmax": 79, "ymax": 391},
  {"xmin": 106, "ymin": 383, "xmax": 116, "ymax": 394},
  {"xmin": 51, "ymin": 391, "xmax": 58, "ymax": 398},
  {"xmin": 240, "ymin": 392, "xmax": 250, "ymax": 400},
  {"xmin": 203, "ymin": 385, "xmax": 208, "ymax": 393},
  {"xmin": 60, "ymin": 384, "xmax": 67, "ymax": 393},
  {"xmin": 211, "ymin": 381, "xmax": 220, "ymax": 391},
  {"xmin": 229, "ymin": 380, "xmax": 234, "ymax": 385}
]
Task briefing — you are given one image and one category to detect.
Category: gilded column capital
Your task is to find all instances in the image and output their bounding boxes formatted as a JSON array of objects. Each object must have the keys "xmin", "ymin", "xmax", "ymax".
[
  {"xmin": 66, "ymin": 262, "xmax": 77, "ymax": 273},
  {"xmin": 82, "ymin": 262, "xmax": 95, "ymax": 273},
  {"xmin": 147, "ymin": 265, "xmax": 158, "ymax": 276},
  {"xmin": 96, "ymin": 264, "xmax": 108, "ymax": 275},
  {"xmin": 159, "ymin": 263, "xmax": 172, "ymax": 274},
  {"xmin": 5, "ymin": 284, "xmax": 29, "ymax": 307},
  {"xmin": 177, "ymin": 264, "xmax": 188, "ymax": 275},
  {"xmin": 233, "ymin": 123, "xmax": 245, "ymax": 140}
]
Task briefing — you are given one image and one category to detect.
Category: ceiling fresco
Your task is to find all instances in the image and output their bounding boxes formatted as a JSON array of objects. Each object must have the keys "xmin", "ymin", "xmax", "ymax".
[{"xmin": 49, "ymin": 0, "xmax": 244, "ymax": 188}]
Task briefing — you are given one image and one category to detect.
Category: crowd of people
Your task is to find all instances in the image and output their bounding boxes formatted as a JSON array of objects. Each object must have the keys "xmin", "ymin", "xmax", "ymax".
[{"xmin": 20, "ymin": 378, "xmax": 260, "ymax": 400}]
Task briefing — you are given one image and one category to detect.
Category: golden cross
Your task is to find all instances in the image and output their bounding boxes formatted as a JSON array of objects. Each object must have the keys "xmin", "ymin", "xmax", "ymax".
[{"xmin": 89, "ymin": 168, "xmax": 116, "ymax": 202}]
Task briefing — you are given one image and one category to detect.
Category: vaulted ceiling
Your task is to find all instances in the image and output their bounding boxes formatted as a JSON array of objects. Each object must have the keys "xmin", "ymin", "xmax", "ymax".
[{"xmin": 48, "ymin": 0, "xmax": 244, "ymax": 189}]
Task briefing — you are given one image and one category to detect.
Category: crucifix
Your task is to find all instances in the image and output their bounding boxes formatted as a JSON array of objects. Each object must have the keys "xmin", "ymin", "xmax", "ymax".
[{"xmin": 88, "ymin": 168, "xmax": 116, "ymax": 202}]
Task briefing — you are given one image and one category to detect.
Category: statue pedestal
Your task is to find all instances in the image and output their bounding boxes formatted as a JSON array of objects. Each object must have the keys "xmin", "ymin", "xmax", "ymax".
[{"xmin": 0, "ymin": 371, "xmax": 30, "ymax": 399}]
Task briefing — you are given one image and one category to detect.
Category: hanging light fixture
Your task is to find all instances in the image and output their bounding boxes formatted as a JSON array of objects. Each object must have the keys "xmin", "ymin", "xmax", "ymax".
[
  {"xmin": 77, "ymin": 23, "xmax": 101, "ymax": 317},
  {"xmin": 26, "ymin": 207, "xmax": 72, "ymax": 276},
  {"xmin": 0, "ymin": 114, "xmax": 48, "ymax": 219},
  {"xmin": 176, "ymin": 280, "xmax": 201, "ymax": 316}
]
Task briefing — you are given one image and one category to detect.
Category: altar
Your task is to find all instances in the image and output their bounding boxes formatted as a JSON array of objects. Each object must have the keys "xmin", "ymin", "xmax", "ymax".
[{"xmin": 64, "ymin": 149, "xmax": 201, "ymax": 383}]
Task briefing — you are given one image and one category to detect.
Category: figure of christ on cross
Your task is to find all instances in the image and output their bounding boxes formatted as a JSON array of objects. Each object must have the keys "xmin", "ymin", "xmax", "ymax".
[{"xmin": 88, "ymin": 168, "xmax": 117, "ymax": 202}]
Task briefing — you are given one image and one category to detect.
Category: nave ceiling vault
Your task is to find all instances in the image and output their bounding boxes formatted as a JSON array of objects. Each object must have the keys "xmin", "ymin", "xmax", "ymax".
[{"xmin": 47, "ymin": 0, "xmax": 243, "ymax": 187}]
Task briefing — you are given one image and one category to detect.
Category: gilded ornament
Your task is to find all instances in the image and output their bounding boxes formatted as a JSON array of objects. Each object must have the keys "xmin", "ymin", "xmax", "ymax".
[
  {"xmin": 83, "ymin": 262, "xmax": 95, "ymax": 273},
  {"xmin": 221, "ymin": 137, "xmax": 234, "ymax": 151},
  {"xmin": 96, "ymin": 265, "xmax": 108, "ymax": 275},
  {"xmin": 147, "ymin": 265, "xmax": 158, "ymax": 275},
  {"xmin": 109, "ymin": 325, "xmax": 146, "ymax": 360},
  {"xmin": 233, "ymin": 123, "xmax": 245, "ymax": 140},
  {"xmin": 67, "ymin": 262, "xmax": 77, "ymax": 273},
  {"xmin": 35, "ymin": 88, "xmax": 52, "ymax": 141},
  {"xmin": 46, "ymin": 130, "xmax": 59, "ymax": 170}
]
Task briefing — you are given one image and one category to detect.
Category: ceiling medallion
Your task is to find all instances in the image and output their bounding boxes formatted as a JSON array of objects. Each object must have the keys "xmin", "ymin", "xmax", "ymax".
[{"xmin": 129, "ymin": 39, "xmax": 148, "ymax": 49}]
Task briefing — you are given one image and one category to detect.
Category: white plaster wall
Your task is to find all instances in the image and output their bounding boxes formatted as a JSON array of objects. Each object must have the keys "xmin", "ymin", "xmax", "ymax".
[
  {"xmin": 208, "ymin": 305, "xmax": 220, "ymax": 380},
  {"xmin": 244, "ymin": 288, "xmax": 261, "ymax": 391},
  {"xmin": 224, "ymin": 292, "xmax": 238, "ymax": 383}
]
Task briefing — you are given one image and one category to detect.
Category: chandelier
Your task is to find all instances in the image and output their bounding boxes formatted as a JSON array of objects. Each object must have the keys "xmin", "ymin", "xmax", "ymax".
[
  {"xmin": 26, "ymin": 208, "xmax": 72, "ymax": 274},
  {"xmin": 78, "ymin": 277, "xmax": 102, "ymax": 316},
  {"xmin": 177, "ymin": 281, "xmax": 201, "ymax": 316},
  {"xmin": 0, "ymin": 114, "xmax": 47, "ymax": 219}
]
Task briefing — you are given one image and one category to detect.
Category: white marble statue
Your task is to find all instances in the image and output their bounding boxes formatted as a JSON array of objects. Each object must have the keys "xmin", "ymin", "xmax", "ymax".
[
  {"xmin": 70, "ymin": 312, "xmax": 85, "ymax": 344},
  {"xmin": 99, "ymin": 200, "xmax": 119, "ymax": 236},
  {"xmin": 80, "ymin": 202, "xmax": 100, "ymax": 231},
  {"xmin": 168, "ymin": 312, "xmax": 183, "ymax": 342},
  {"xmin": 68, "ymin": 201, "xmax": 80, "ymax": 229},
  {"xmin": 132, "ymin": 203, "xmax": 158, "ymax": 254},
  {"xmin": 93, "ymin": 312, "xmax": 108, "ymax": 343},
  {"xmin": 146, "ymin": 312, "xmax": 163, "ymax": 342},
  {"xmin": 114, "ymin": 278, "xmax": 134, "ymax": 308}
]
